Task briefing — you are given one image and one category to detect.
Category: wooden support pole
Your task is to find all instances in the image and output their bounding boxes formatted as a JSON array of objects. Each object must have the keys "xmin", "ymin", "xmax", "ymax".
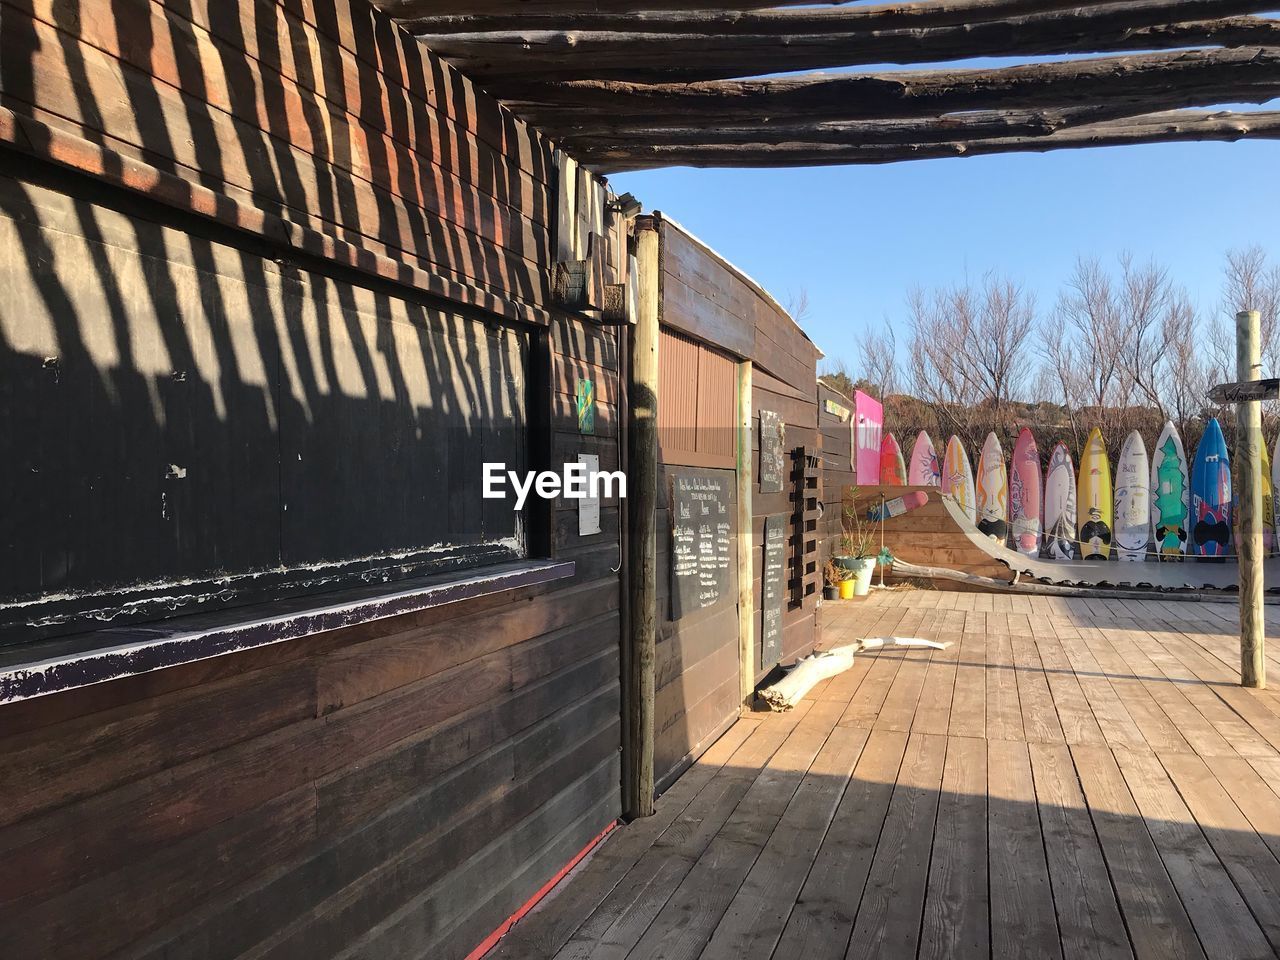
[
  {"xmin": 623, "ymin": 216, "xmax": 660, "ymax": 818},
  {"xmin": 736, "ymin": 360, "xmax": 755, "ymax": 707},
  {"xmin": 1237, "ymin": 308, "xmax": 1266, "ymax": 688}
]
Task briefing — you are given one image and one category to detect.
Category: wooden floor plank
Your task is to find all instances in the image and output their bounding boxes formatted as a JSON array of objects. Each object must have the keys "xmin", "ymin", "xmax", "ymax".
[
  {"xmin": 551, "ymin": 706, "xmax": 815, "ymax": 960},
  {"xmin": 988, "ymin": 740, "xmax": 1061, "ymax": 960},
  {"xmin": 844, "ymin": 732, "xmax": 948, "ymax": 960},
  {"xmin": 1009, "ymin": 635, "xmax": 1066, "ymax": 744},
  {"xmin": 947, "ymin": 633, "xmax": 988, "ymax": 739},
  {"xmin": 697, "ymin": 724, "xmax": 870, "ymax": 960},
  {"xmin": 623, "ymin": 702, "xmax": 847, "ymax": 960},
  {"xmin": 1112, "ymin": 746, "xmax": 1273, "ymax": 959},
  {"xmin": 769, "ymin": 728, "xmax": 909, "ymax": 960},
  {"xmin": 1070, "ymin": 745, "xmax": 1207, "ymax": 960},
  {"xmin": 1157, "ymin": 751, "xmax": 1280, "ymax": 955},
  {"xmin": 1028, "ymin": 742, "xmax": 1133, "ymax": 960},
  {"xmin": 490, "ymin": 719, "xmax": 762, "ymax": 959},
  {"xmin": 918, "ymin": 736, "xmax": 989, "ymax": 960},
  {"xmin": 985, "ymin": 632, "xmax": 1025, "ymax": 741}
]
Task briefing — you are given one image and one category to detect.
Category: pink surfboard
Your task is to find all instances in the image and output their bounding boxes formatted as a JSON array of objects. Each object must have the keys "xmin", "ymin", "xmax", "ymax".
[
  {"xmin": 1009, "ymin": 428, "xmax": 1042, "ymax": 555},
  {"xmin": 907, "ymin": 431, "xmax": 941, "ymax": 487},
  {"xmin": 880, "ymin": 433, "xmax": 907, "ymax": 485}
]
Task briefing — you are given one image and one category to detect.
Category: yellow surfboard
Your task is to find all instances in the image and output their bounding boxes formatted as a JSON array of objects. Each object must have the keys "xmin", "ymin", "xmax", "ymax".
[{"xmin": 1077, "ymin": 428, "xmax": 1113, "ymax": 560}]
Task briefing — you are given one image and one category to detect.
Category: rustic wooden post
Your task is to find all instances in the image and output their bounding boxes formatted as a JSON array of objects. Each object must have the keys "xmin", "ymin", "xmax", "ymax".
[
  {"xmin": 1237, "ymin": 309, "xmax": 1266, "ymax": 689},
  {"xmin": 736, "ymin": 360, "xmax": 755, "ymax": 707},
  {"xmin": 624, "ymin": 216, "xmax": 660, "ymax": 818}
]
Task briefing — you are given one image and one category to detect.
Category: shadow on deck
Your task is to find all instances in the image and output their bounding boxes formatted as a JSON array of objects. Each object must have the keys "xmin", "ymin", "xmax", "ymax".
[{"xmin": 484, "ymin": 589, "xmax": 1280, "ymax": 960}]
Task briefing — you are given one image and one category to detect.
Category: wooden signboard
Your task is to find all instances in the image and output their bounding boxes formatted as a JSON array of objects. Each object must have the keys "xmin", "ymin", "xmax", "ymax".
[
  {"xmin": 759, "ymin": 409, "xmax": 785, "ymax": 493},
  {"xmin": 761, "ymin": 513, "xmax": 786, "ymax": 667},
  {"xmin": 669, "ymin": 471, "xmax": 733, "ymax": 620}
]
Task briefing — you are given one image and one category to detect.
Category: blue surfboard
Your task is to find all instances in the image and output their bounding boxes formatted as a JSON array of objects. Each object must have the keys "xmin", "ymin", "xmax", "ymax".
[{"xmin": 1190, "ymin": 418, "xmax": 1231, "ymax": 558}]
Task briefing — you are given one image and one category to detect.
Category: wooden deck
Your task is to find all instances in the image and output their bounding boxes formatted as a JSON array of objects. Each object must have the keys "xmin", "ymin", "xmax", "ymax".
[{"xmin": 488, "ymin": 589, "xmax": 1280, "ymax": 960}]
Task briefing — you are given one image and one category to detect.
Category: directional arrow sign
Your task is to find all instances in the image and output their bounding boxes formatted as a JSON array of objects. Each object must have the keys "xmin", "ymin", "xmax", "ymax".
[{"xmin": 1208, "ymin": 377, "xmax": 1280, "ymax": 404}]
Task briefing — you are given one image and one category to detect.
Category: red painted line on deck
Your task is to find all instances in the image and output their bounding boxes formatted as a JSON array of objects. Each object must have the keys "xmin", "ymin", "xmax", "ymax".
[{"xmin": 465, "ymin": 820, "xmax": 618, "ymax": 960}]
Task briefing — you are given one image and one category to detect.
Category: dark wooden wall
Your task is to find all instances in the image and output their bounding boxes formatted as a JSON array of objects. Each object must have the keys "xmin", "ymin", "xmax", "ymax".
[
  {"xmin": 0, "ymin": 0, "xmax": 623, "ymax": 957},
  {"xmin": 818, "ymin": 382, "xmax": 856, "ymax": 572},
  {"xmin": 659, "ymin": 220, "xmax": 821, "ymax": 684},
  {"xmin": 653, "ymin": 463, "xmax": 739, "ymax": 790}
]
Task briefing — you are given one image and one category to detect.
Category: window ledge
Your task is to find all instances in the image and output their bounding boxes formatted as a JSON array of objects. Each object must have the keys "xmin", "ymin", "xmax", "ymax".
[{"xmin": 0, "ymin": 559, "xmax": 575, "ymax": 705}]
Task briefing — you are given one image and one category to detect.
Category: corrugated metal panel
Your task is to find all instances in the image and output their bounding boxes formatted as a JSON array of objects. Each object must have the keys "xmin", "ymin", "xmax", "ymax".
[
  {"xmin": 696, "ymin": 346, "xmax": 736, "ymax": 463},
  {"xmin": 659, "ymin": 326, "xmax": 699, "ymax": 462}
]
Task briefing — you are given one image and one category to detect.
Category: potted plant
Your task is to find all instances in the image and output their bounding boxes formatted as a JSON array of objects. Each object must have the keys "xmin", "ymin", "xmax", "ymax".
[
  {"xmin": 823, "ymin": 559, "xmax": 849, "ymax": 600},
  {"xmin": 835, "ymin": 491, "xmax": 877, "ymax": 597}
]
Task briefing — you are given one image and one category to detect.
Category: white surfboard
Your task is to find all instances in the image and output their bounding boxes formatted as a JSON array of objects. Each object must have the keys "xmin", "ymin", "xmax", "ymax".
[
  {"xmin": 1114, "ymin": 431, "xmax": 1149, "ymax": 561},
  {"xmin": 1150, "ymin": 420, "xmax": 1189, "ymax": 559},
  {"xmin": 1043, "ymin": 441, "xmax": 1076, "ymax": 560}
]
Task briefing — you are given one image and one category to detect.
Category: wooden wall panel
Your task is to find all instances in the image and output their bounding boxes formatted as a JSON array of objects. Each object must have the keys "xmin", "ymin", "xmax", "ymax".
[
  {"xmin": 0, "ymin": 2, "xmax": 627, "ymax": 958},
  {"xmin": 752, "ymin": 367, "xmax": 822, "ymax": 677},
  {"xmin": 818, "ymin": 382, "xmax": 856, "ymax": 571},
  {"xmin": 652, "ymin": 462, "xmax": 740, "ymax": 788},
  {"xmin": 0, "ymin": 0, "xmax": 556, "ymax": 310}
]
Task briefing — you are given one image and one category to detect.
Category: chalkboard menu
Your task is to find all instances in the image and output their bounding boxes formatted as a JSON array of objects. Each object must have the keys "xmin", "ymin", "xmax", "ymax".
[
  {"xmin": 759, "ymin": 410, "xmax": 785, "ymax": 493},
  {"xmin": 761, "ymin": 514, "xmax": 786, "ymax": 667},
  {"xmin": 669, "ymin": 472, "xmax": 733, "ymax": 620}
]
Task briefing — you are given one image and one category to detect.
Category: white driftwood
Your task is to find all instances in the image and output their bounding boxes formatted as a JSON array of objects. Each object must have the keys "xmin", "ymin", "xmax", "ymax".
[{"xmin": 758, "ymin": 637, "xmax": 949, "ymax": 711}]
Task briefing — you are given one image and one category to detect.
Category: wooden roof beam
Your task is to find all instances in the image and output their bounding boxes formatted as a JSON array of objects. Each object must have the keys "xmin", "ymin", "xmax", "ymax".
[
  {"xmin": 389, "ymin": 0, "xmax": 1273, "ymax": 31},
  {"xmin": 579, "ymin": 109, "xmax": 1280, "ymax": 170},
  {"xmin": 554, "ymin": 105, "xmax": 1177, "ymax": 148},
  {"xmin": 417, "ymin": 14, "xmax": 1280, "ymax": 84},
  {"xmin": 502, "ymin": 48, "xmax": 1280, "ymax": 127}
]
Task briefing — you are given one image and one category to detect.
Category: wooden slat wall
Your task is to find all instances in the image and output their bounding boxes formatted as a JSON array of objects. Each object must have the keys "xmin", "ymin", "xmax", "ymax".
[
  {"xmin": 658, "ymin": 219, "xmax": 822, "ymax": 682},
  {"xmin": 0, "ymin": 1, "xmax": 626, "ymax": 957},
  {"xmin": 654, "ymin": 463, "xmax": 740, "ymax": 790},
  {"xmin": 0, "ymin": 0, "xmax": 557, "ymax": 310},
  {"xmin": 818, "ymin": 382, "xmax": 856, "ymax": 572}
]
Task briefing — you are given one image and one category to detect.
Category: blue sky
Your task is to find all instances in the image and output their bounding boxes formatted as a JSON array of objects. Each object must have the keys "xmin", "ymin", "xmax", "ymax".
[{"xmin": 612, "ymin": 138, "xmax": 1280, "ymax": 373}]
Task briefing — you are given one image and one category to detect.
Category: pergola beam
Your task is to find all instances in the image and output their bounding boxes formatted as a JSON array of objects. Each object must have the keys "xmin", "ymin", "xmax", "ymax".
[
  {"xmin": 502, "ymin": 48, "xmax": 1280, "ymax": 127},
  {"xmin": 580, "ymin": 109, "xmax": 1280, "ymax": 170},
  {"xmin": 555, "ymin": 105, "xmax": 1178, "ymax": 148},
  {"xmin": 415, "ymin": 9, "xmax": 1280, "ymax": 83},
  {"xmin": 423, "ymin": 18, "xmax": 1280, "ymax": 85},
  {"xmin": 392, "ymin": 0, "xmax": 1277, "ymax": 31}
]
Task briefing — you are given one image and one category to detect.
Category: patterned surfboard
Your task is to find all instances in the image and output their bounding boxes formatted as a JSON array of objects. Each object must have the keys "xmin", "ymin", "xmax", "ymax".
[
  {"xmin": 1043, "ymin": 442, "xmax": 1076, "ymax": 560},
  {"xmin": 975, "ymin": 432, "xmax": 1008, "ymax": 542},
  {"xmin": 1190, "ymin": 417, "xmax": 1231, "ymax": 558},
  {"xmin": 1150, "ymin": 420, "xmax": 1189, "ymax": 559},
  {"xmin": 1009, "ymin": 428, "xmax": 1041, "ymax": 556},
  {"xmin": 1077, "ymin": 428, "xmax": 1112, "ymax": 560},
  {"xmin": 942, "ymin": 435, "xmax": 976, "ymax": 524},
  {"xmin": 907, "ymin": 431, "xmax": 941, "ymax": 487},
  {"xmin": 1114, "ymin": 431, "xmax": 1149, "ymax": 561}
]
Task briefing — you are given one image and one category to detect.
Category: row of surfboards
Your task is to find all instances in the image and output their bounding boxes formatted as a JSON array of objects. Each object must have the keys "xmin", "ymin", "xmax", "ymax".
[{"xmin": 883, "ymin": 419, "xmax": 1258, "ymax": 561}]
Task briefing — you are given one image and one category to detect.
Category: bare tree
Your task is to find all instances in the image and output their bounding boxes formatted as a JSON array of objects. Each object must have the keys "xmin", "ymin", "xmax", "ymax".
[
  {"xmin": 906, "ymin": 272, "xmax": 1035, "ymax": 451},
  {"xmin": 857, "ymin": 324, "xmax": 898, "ymax": 399},
  {"xmin": 784, "ymin": 287, "xmax": 812, "ymax": 326},
  {"xmin": 1223, "ymin": 246, "xmax": 1280, "ymax": 369}
]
